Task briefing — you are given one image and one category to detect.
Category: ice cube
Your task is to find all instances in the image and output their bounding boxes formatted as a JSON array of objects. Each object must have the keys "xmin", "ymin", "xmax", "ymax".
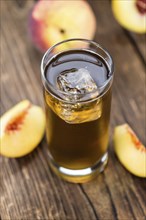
[
  {"xmin": 57, "ymin": 68, "xmax": 97, "ymax": 99},
  {"xmin": 45, "ymin": 90, "xmax": 102, "ymax": 124}
]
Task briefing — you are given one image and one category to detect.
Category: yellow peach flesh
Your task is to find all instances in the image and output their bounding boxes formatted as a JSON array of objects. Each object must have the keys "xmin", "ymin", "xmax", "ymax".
[
  {"xmin": 0, "ymin": 100, "xmax": 46, "ymax": 158},
  {"xmin": 114, "ymin": 124, "xmax": 146, "ymax": 177},
  {"xmin": 112, "ymin": 0, "xmax": 146, "ymax": 33}
]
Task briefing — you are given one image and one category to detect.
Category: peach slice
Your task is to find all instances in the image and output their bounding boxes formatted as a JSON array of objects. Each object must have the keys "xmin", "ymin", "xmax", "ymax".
[
  {"xmin": 112, "ymin": 0, "xmax": 146, "ymax": 33},
  {"xmin": 28, "ymin": 0, "xmax": 96, "ymax": 52},
  {"xmin": 114, "ymin": 124, "xmax": 146, "ymax": 177},
  {"xmin": 0, "ymin": 100, "xmax": 46, "ymax": 158}
]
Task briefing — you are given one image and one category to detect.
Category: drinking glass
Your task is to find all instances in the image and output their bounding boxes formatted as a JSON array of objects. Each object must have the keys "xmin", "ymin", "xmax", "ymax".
[{"xmin": 41, "ymin": 39, "xmax": 114, "ymax": 183}]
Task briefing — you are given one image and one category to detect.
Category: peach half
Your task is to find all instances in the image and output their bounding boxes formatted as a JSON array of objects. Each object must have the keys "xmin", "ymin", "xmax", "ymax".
[
  {"xmin": 28, "ymin": 0, "xmax": 96, "ymax": 52},
  {"xmin": 112, "ymin": 0, "xmax": 146, "ymax": 33},
  {"xmin": 0, "ymin": 100, "xmax": 46, "ymax": 158},
  {"xmin": 114, "ymin": 124, "xmax": 146, "ymax": 177}
]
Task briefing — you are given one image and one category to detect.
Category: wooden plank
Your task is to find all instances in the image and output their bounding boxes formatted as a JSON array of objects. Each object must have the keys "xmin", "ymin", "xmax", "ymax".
[
  {"xmin": 1, "ymin": 1, "xmax": 146, "ymax": 220},
  {"xmin": 127, "ymin": 32, "xmax": 146, "ymax": 64}
]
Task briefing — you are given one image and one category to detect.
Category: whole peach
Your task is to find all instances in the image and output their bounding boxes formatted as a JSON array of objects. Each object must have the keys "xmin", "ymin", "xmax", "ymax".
[{"xmin": 28, "ymin": 0, "xmax": 96, "ymax": 52}]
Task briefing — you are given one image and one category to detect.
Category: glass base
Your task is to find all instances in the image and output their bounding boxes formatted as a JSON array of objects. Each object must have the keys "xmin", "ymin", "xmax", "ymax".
[{"xmin": 48, "ymin": 152, "xmax": 108, "ymax": 183}]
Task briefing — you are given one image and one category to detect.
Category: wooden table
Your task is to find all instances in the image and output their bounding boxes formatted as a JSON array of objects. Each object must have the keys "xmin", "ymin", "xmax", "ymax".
[{"xmin": 1, "ymin": 1, "xmax": 146, "ymax": 219}]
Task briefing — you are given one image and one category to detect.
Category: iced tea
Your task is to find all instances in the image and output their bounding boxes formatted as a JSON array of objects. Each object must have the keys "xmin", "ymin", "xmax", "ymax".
[{"xmin": 41, "ymin": 39, "xmax": 114, "ymax": 182}]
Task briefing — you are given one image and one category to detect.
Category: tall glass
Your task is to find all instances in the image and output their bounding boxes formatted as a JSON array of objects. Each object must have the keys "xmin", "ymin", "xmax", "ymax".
[{"xmin": 41, "ymin": 39, "xmax": 114, "ymax": 183}]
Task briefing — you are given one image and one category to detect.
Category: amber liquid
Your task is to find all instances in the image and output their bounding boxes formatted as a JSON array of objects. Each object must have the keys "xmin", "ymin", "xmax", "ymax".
[{"xmin": 44, "ymin": 50, "xmax": 112, "ymax": 170}]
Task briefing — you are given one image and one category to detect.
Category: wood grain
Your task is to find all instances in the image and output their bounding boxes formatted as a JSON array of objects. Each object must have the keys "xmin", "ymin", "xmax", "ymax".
[
  {"xmin": 127, "ymin": 32, "xmax": 146, "ymax": 64},
  {"xmin": 1, "ymin": 0, "xmax": 146, "ymax": 220}
]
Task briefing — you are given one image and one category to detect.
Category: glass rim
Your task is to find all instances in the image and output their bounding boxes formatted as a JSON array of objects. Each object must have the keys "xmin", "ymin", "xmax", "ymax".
[{"xmin": 41, "ymin": 38, "xmax": 114, "ymax": 103}]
